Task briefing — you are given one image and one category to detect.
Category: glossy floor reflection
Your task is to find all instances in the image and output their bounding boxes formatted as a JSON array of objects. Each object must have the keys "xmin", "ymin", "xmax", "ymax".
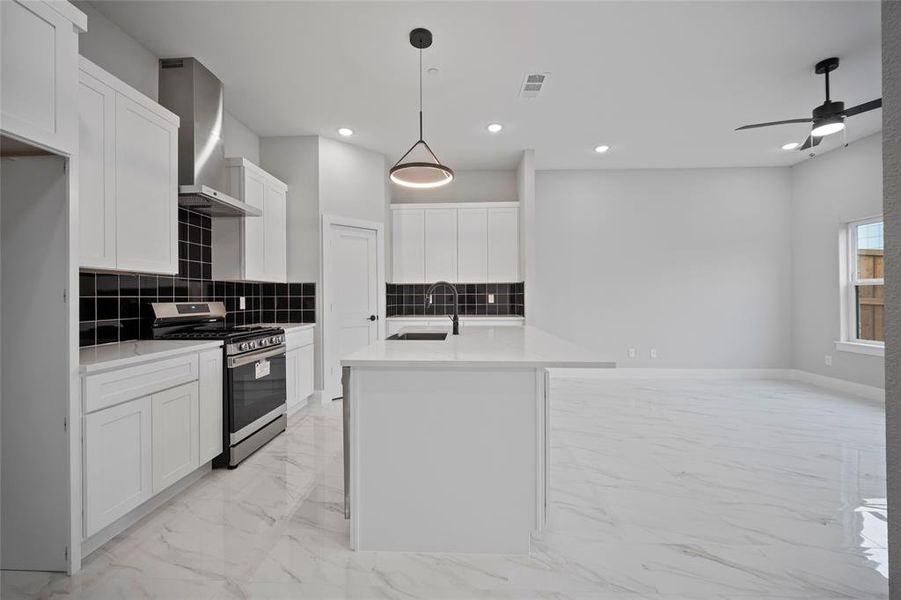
[{"xmin": 1, "ymin": 377, "xmax": 887, "ymax": 599}]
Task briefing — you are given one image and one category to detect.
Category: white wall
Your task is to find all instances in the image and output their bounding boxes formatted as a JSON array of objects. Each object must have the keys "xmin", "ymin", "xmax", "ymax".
[
  {"xmin": 531, "ymin": 168, "xmax": 793, "ymax": 368},
  {"xmin": 319, "ymin": 137, "xmax": 387, "ymax": 224},
  {"xmin": 260, "ymin": 135, "xmax": 389, "ymax": 395},
  {"xmin": 791, "ymin": 133, "xmax": 884, "ymax": 388},
  {"xmin": 390, "ymin": 170, "xmax": 517, "ymax": 204},
  {"xmin": 75, "ymin": 1, "xmax": 158, "ymax": 99},
  {"xmin": 75, "ymin": 1, "xmax": 258, "ymax": 164},
  {"xmin": 259, "ymin": 137, "xmax": 320, "ymax": 283},
  {"xmin": 223, "ymin": 112, "xmax": 261, "ymax": 164}
]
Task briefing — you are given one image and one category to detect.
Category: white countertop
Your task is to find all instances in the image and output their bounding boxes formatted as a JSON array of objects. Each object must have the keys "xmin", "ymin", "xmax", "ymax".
[
  {"xmin": 386, "ymin": 315, "xmax": 524, "ymax": 321},
  {"xmin": 257, "ymin": 322, "xmax": 316, "ymax": 332},
  {"xmin": 341, "ymin": 325, "xmax": 615, "ymax": 369},
  {"xmin": 80, "ymin": 339, "xmax": 223, "ymax": 374}
]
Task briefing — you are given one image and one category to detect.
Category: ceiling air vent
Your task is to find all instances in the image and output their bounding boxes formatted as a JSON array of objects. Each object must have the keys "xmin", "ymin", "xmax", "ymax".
[{"xmin": 520, "ymin": 73, "xmax": 549, "ymax": 98}]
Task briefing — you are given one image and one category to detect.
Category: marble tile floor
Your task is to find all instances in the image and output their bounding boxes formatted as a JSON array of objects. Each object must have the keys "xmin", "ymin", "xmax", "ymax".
[{"xmin": 1, "ymin": 377, "xmax": 887, "ymax": 599}]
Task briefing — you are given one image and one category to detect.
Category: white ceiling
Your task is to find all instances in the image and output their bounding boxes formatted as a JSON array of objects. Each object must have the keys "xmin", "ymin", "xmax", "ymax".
[{"xmin": 90, "ymin": 1, "xmax": 882, "ymax": 170}]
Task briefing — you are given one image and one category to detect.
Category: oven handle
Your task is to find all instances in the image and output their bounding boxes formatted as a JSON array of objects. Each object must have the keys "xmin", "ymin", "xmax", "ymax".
[{"xmin": 227, "ymin": 345, "xmax": 286, "ymax": 369}]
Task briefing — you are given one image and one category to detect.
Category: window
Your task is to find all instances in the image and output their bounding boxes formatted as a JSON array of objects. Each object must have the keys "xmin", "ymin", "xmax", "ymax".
[{"xmin": 846, "ymin": 217, "xmax": 884, "ymax": 347}]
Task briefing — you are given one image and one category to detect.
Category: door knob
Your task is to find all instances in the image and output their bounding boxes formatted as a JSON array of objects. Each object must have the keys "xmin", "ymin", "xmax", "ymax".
[{"xmin": 368, "ymin": 315, "xmax": 378, "ymax": 321}]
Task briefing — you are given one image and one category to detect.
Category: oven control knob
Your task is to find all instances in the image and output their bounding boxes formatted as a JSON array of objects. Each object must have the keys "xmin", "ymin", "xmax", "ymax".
[
  {"xmin": 239, "ymin": 342, "xmax": 248, "ymax": 351},
  {"xmin": 260, "ymin": 339, "xmax": 269, "ymax": 347},
  {"xmin": 249, "ymin": 341, "xmax": 257, "ymax": 349},
  {"xmin": 270, "ymin": 336, "xmax": 279, "ymax": 344}
]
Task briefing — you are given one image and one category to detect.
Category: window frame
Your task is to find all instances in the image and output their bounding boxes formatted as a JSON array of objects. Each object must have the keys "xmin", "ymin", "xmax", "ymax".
[{"xmin": 842, "ymin": 215, "xmax": 885, "ymax": 350}]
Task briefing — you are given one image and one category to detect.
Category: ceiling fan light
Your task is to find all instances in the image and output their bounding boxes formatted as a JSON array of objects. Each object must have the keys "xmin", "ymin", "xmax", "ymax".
[
  {"xmin": 811, "ymin": 117, "xmax": 845, "ymax": 137},
  {"xmin": 390, "ymin": 162, "xmax": 454, "ymax": 188}
]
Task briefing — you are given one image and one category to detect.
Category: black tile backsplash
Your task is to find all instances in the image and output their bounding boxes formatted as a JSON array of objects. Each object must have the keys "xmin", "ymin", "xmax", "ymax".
[
  {"xmin": 387, "ymin": 282, "xmax": 524, "ymax": 317},
  {"xmin": 79, "ymin": 208, "xmax": 315, "ymax": 347}
]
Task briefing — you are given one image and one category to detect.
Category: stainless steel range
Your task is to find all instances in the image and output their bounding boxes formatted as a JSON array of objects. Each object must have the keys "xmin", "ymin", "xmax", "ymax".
[{"xmin": 151, "ymin": 302, "xmax": 287, "ymax": 467}]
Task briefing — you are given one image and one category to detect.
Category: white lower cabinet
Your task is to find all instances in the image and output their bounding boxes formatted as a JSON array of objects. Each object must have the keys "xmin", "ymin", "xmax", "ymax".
[
  {"xmin": 285, "ymin": 328, "xmax": 315, "ymax": 413},
  {"xmin": 84, "ymin": 396, "xmax": 152, "ymax": 538},
  {"xmin": 198, "ymin": 350, "xmax": 223, "ymax": 464},
  {"xmin": 151, "ymin": 382, "xmax": 200, "ymax": 494},
  {"xmin": 82, "ymin": 347, "xmax": 222, "ymax": 540}
]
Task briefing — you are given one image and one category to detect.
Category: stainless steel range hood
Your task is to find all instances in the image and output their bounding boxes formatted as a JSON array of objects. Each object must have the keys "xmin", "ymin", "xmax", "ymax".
[{"xmin": 158, "ymin": 58, "xmax": 261, "ymax": 217}]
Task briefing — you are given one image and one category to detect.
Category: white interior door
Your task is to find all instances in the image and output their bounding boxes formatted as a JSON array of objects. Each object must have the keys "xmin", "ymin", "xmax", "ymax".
[{"xmin": 328, "ymin": 223, "xmax": 379, "ymax": 398}]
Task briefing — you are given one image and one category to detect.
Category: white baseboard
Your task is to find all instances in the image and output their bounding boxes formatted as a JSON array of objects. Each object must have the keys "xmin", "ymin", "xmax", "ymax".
[
  {"xmin": 788, "ymin": 369, "xmax": 884, "ymax": 403},
  {"xmin": 550, "ymin": 367, "xmax": 884, "ymax": 403},
  {"xmin": 287, "ymin": 397, "xmax": 309, "ymax": 416},
  {"xmin": 551, "ymin": 368, "xmax": 793, "ymax": 380}
]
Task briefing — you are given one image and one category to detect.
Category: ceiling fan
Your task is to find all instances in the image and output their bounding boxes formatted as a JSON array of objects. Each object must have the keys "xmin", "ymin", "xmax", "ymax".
[{"xmin": 735, "ymin": 57, "xmax": 882, "ymax": 151}]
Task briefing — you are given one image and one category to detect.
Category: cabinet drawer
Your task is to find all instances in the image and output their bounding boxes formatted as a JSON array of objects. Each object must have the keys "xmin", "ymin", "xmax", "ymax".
[
  {"xmin": 83, "ymin": 354, "xmax": 199, "ymax": 414},
  {"xmin": 285, "ymin": 327, "xmax": 314, "ymax": 349}
]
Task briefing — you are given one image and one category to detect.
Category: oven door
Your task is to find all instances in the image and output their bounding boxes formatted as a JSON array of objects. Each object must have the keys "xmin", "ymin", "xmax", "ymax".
[{"xmin": 226, "ymin": 346, "xmax": 287, "ymax": 444}]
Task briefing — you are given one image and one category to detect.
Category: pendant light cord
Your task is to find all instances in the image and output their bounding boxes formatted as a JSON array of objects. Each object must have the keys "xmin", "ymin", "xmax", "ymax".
[
  {"xmin": 419, "ymin": 46, "xmax": 423, "ymax": 142},
  {"xmin": 391, "ymin": 30, "xmax": 449, "ymax": 171}
]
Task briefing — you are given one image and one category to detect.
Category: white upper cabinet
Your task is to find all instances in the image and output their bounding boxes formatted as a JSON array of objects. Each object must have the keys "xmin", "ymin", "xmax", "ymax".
[
  {"xmin": 457, "ymin": 208, "xmax": 489, "ymax": 282},
  {"xmin": 77, "ymin": 58, "xmax": 180, "ymax": 274},
  {"xmin": 1, "ymin": 1, "xmax": 85, "ymax": 155},
  {"xmin": 391, "ymin": 209, "xmax": 425, "ymax": 283},
  {"xmin": 487, "ymin": 207, "xmax": 519, "ymax": 281},
  {"xmin": 391, "ymin": 203, "xmax": 519, "ymax": 283},
  {"xmin": 213, "ymin": 158, "xmax": 287, "ymax": 282},
  {"xmin": 424, "ymin": 209, "xmax": 458, "ymax": 282},
  {"xmin": 78, "ymin": 70, "xmax": 116, "ymax": 269}
]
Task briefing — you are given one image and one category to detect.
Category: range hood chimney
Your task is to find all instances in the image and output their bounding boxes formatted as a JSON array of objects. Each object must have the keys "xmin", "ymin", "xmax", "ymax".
[{"xmin": 158, "ymin": 58, "xmax": 260, "ymax": 217}]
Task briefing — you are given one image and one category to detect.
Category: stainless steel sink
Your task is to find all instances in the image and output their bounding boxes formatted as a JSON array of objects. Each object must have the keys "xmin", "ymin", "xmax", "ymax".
[{"xmin": 386, "ymin": 332, "xmax": 448, "ymax": 341}]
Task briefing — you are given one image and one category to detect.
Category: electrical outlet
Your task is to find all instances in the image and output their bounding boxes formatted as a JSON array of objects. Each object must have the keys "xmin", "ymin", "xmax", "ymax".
[
  {"xmin": 650, "ymin": 348, "xmax": 658, "ymax": 359},
  {"xmin": 488, "ymin": 294, "xmax": 495, "ymax": 304},
  {"xmin": 239, "ymin": 296, "xmax": 246, "ymax": 310},
  {"xmin": 824, "ymin": 354, "xmax": 832, "ymax": 366},
  {"xmin": 628, "ymin": 348, "xmax": 637, "ymax": 358}
]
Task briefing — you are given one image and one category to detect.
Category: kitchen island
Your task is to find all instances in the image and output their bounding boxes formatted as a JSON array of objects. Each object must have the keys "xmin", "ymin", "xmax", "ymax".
[{"xmin": 340, "ymin": 325, "xmax": 614, "ymax": 554}]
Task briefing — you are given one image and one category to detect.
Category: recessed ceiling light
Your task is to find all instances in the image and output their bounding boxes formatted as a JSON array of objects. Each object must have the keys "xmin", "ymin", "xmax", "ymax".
[
  {"xmin": 338, "ymin": 127, "xmax": 354, "ymax": 137},
  {"xmin": 594, "ymin": 145, "xmax": 610, "ymax": 153},
  {"xmin": 486, "ymin": 123, "xmax": 503, "ymax": 133},
  {"xmin": 781, "ymin": 142, "xmax": 800, "ymax": 150},
  {"xmin": 427, "ymin": 67, "xmax": 440, "ymax": 76}
]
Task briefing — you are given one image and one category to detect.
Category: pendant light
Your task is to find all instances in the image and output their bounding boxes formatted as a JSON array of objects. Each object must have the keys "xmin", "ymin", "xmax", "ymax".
[{"xmin": 389, "ymin": 28, "xmax": 454, "ymax": 189}]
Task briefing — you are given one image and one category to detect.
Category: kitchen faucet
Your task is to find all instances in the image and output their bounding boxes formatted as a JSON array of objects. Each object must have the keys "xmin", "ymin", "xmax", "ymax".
[{"xmin": 425, "ymin": 281, "xmax": 460, "ymax": 335}]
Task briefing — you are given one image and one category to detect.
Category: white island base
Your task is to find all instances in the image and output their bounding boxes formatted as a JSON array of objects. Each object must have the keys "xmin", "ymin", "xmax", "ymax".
[
  {"xmin": 344, "ymin": 366, "xmax": 547, "ymax": 554},
  {"xmin": 341, "ymin": 325, "xmax": 615, "ymax": 555}
]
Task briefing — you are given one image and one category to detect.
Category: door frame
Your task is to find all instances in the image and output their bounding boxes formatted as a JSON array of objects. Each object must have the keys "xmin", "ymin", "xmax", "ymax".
[{"xmin": 320, "ymin": 214, "xmax": 386, "ymax": 402}]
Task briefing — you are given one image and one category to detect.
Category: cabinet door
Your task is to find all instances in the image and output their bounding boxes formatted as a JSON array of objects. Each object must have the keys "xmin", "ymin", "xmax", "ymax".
[
  {"xmin": 457, "ymin": 208, "xmax": 488, "ymax": 282},
  {"xmin": 424, "ymin": 209, "xmax": 458, "ymax": 282},
  {"xmin": 152, "ymin": 382, "xmax": 200, "ymax": 494},
  {"xmin": 263, "ymin": 184, "xmax": 287, "ymax": 282},
  {"xmin": 298, "ymin": 344, "xmax": 315, "ymax": 402},
  {"xmin": 285, "ymin": 347, "xmax": 299, "ymax": 412},
  {"xmin": 115, "ymin": 93, "xmax": 178, "ymax": 274},
  {"xmin": 0, "ymin": 0, "xmax": 78, "ymax": 154},
  {"xmin": 78, "ymin": 71, "xmax": 117, "ymax": 269},
  {"xmin": 84, "ymin": 396, "xmax": 152, "ymax": 537},
  {"xmin": 488, "ymin": 207, "xmax": 519, "ymax": 281},
  {"xmin": 198, "ymin": 350, "xmax": 223, "ymax": 464},
  {"xmin": 242, "ymin": 170, "xmax": 267, "ymax": 281},
  {"xmin": 392, "ymin": 209, "xmax": 425, "ymax": 283}
]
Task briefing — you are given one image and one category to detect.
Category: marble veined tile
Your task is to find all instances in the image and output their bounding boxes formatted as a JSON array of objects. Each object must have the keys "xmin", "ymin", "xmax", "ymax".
[{"xmin": 1, "ymin": 377, "xmax": 887, "ymax": 599}]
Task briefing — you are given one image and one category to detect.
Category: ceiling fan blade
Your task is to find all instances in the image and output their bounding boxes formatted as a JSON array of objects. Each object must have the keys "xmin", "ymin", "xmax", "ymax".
[
  {"xmin": 799, "ymin": 135, "xmax": 822, "ymax": 151},
  {"xmin": 844, "ymin": 98, "xmax": 882, "ymax": 117},
  {"xmin": 735, "ymin": 118, "xmax": 812, "ymax": 131}
]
